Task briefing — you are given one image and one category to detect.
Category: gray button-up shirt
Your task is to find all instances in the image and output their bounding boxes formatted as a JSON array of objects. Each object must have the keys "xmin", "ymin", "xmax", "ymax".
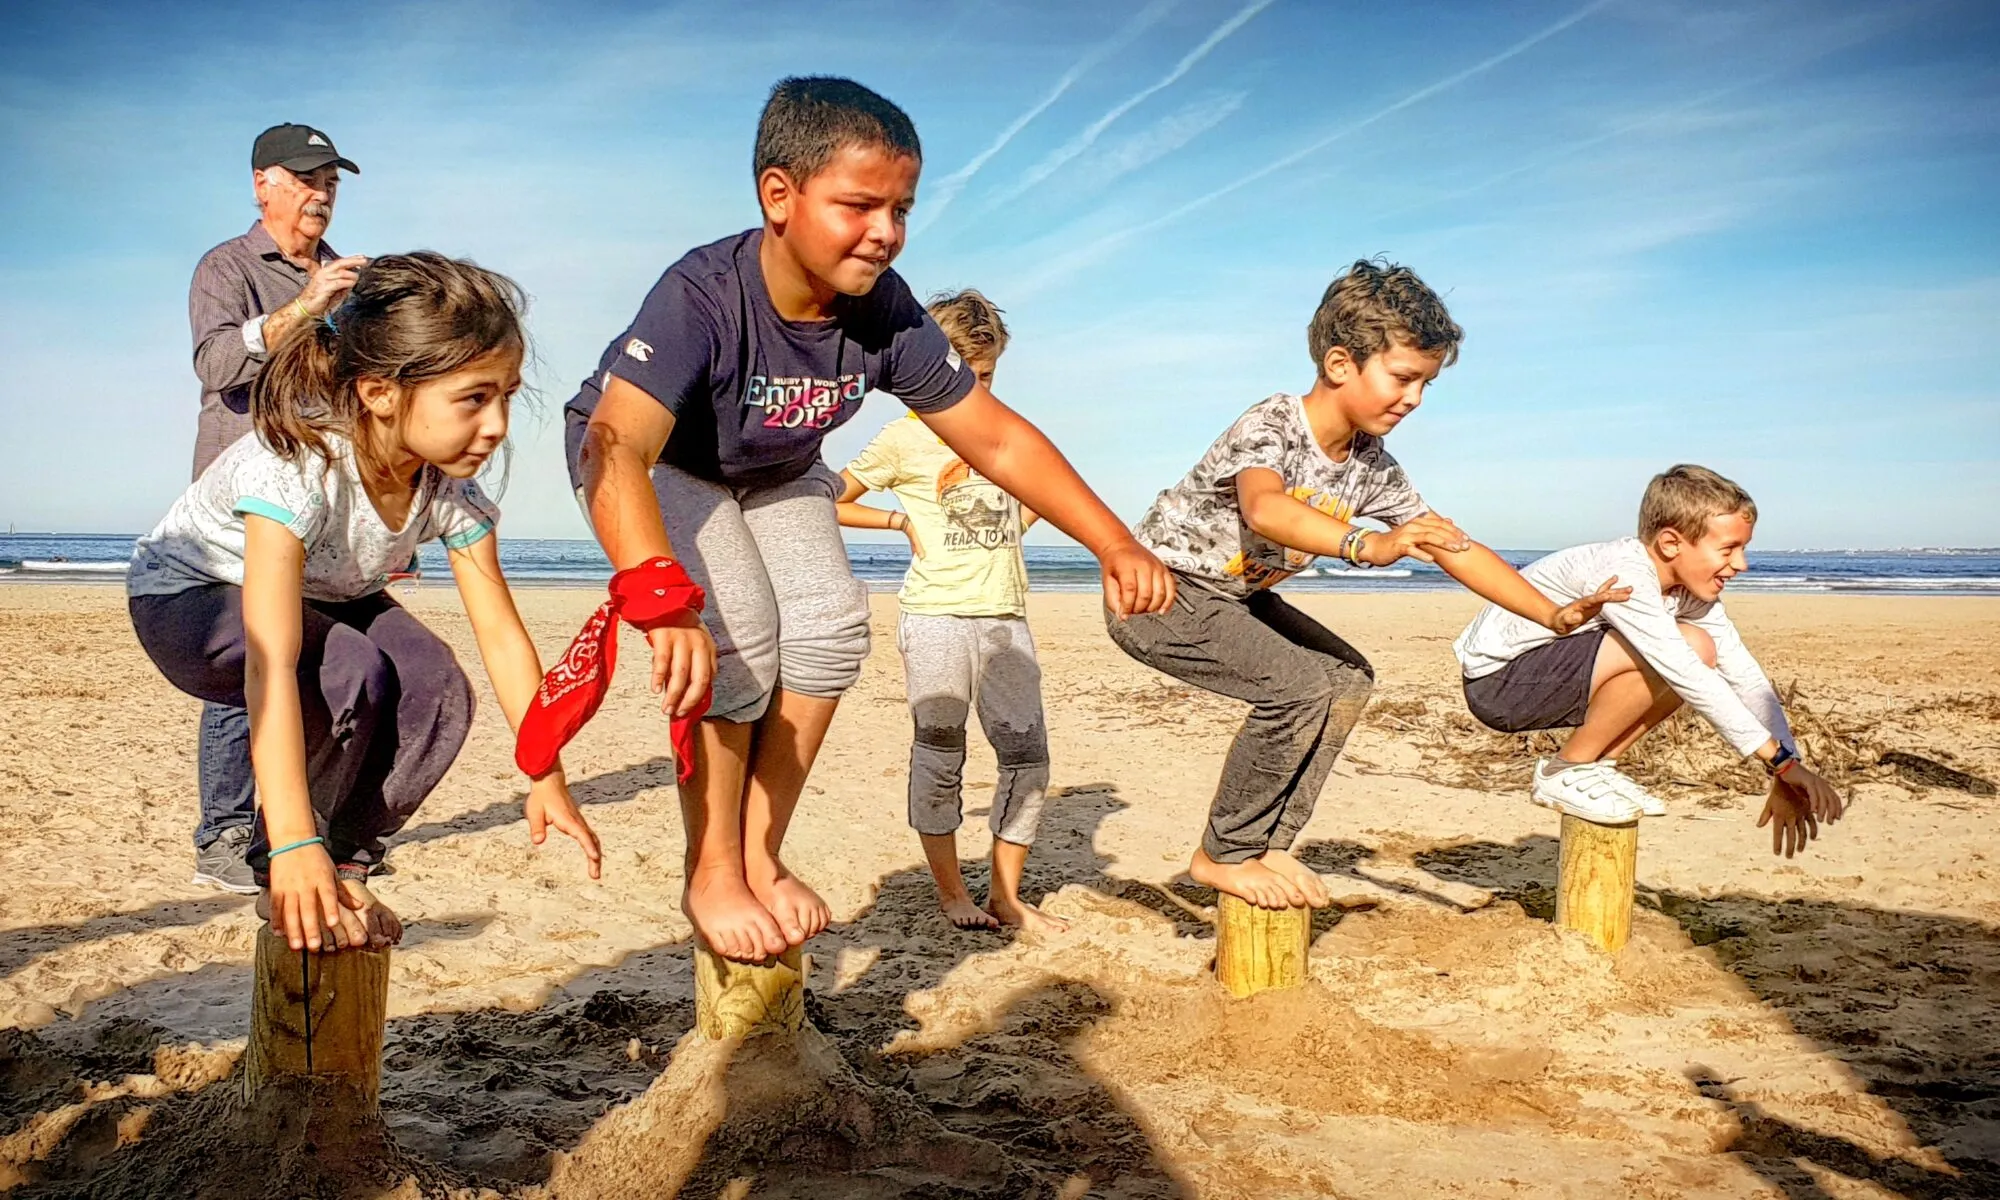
[{"xmin": 187, "ymin": 221, "xmax": 338, "ymax": 480}]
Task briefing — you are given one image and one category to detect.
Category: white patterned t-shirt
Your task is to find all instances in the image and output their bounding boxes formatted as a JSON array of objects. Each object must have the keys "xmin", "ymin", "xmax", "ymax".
[
  {"xmin": 1133, "ymin": 393, "xmax": 1428, "ymax": 596},
  {"xmin": 128, "ymin": 432, "xmax": 498, "ymax": 602}
]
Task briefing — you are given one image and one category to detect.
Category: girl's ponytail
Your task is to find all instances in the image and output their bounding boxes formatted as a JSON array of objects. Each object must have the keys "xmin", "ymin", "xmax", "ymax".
[{"xmin": 252, "ymin": 312, "xmax": 348, "ymax": 464}]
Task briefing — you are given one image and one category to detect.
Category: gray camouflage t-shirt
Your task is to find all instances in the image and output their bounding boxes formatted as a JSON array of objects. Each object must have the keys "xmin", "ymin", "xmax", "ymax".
[{"xmin": 1133, "ymin": 393, "xmax": 1428, "ymax": 595}]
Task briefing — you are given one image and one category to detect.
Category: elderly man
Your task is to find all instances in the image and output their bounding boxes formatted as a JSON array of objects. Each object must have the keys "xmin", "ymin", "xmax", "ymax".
[{"xmin": 183, "ymin": 123, "xmax": 366, "ymax": 892}]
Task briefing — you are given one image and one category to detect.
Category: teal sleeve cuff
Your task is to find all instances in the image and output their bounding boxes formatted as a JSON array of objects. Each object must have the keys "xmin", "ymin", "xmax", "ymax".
[
  {"xmin": 233, "ymin": 497, "xmax": 300, "ymax": 527},
  {"xmin": 441, "ymin": 522, "xmax": 494, "ymax": 550}
]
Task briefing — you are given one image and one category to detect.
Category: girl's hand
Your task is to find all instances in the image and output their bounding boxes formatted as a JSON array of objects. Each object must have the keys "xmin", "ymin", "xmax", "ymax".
[
  {"xmin": 526, "ymin": 777, "xmax": 603, "ymax": 879},
  {"xmin": 1551, "ymin": 575, "xmax": 1633, "ymax": 635},
  {"xmin": 647, "ymin": 611, "xmax": 717, "ymax": 718},
  {"xmin": 1362, "ymin": 514, "xmax": 1470, "ymax": 565},
  {"xmin": 269, "ymin": 844, "xmax": 368, "ymax": 951},
  {"xmin": 900, "ymin": 515, "xmax": 926, "ymax": 560}
]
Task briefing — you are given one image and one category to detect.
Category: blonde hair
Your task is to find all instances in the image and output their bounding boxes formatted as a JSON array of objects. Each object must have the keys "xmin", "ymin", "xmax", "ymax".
[
  {"xmin": 926, "ymin": 288, "xmax": 1009, "ymax": 364},
  {"xmin": 1639, "ymin": 464, "xmax": 1758, "ymax": 542}
]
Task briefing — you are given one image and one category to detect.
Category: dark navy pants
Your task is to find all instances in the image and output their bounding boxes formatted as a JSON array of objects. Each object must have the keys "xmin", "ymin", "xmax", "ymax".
[{"xmin": 132, "ymin": 586, "xmax": 472, "ymax": 878}]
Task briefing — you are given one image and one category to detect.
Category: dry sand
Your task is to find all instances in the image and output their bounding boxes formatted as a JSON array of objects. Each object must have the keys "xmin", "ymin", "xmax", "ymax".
[{"xmin": 2, "ymin": 583, "xmax": 1998, "ymax": 1198}]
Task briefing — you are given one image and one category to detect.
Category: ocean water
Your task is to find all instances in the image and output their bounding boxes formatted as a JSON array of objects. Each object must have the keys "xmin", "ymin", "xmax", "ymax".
[{"xmin": 5, "ymin": 532, "xmax": 1999, "ymax": 596}]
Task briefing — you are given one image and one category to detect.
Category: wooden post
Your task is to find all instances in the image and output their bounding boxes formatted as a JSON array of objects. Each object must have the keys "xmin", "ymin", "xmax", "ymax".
[
  {"xmin": 1214, "ymin": 893, "xmax": 1310, "ymax": 999},
  {"xmin": 241, "ymin": 926, "xmax": 390, "ymax": 1109},
  {"xmin": 1556, "ymin": 812, "xmax": 1639, "ymax": 953},
  {"xmin": 694, "ymin": 943, "xmax": 806, "ymax": 1040}
]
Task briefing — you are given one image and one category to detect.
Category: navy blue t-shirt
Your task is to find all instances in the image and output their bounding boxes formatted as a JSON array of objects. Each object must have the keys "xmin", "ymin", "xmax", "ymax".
[{"xmin": 564, "ymin": 229, "xmax": 977, "ymax": 490}]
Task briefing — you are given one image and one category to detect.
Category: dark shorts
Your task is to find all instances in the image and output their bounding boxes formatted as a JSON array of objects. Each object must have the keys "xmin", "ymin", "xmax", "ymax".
[{"xmin": 1462, "ymin": 627, "xmax": 1610, "ymax": 733}]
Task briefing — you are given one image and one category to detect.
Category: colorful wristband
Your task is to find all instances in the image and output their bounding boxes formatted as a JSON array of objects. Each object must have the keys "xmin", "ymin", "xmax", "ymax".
[{"xmin": 267, "ymin": 836, "xmax": 326, "ymax": 859}]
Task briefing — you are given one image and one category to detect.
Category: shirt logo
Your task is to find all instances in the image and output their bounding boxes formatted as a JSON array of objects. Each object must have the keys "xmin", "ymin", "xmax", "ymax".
[
  {"xmin": 307, "ymin": 133, "xmax": 329, "ymax": 146},
  {"xmin": 624, "ymin": 338, "xmax": 653, "ymax": 362},
  {"xmin": 745, "ymin": 372, "xmax": 866, "ymax": 430}
]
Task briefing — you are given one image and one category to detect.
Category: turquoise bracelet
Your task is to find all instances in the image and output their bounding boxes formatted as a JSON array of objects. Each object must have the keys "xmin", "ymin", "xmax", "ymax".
[{"xmin": 267, "ymin": 836, "xmax": 326, "ymax": 859}]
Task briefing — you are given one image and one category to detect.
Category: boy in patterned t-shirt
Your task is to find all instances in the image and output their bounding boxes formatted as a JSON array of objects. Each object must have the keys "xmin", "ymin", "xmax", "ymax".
[
  {"xmin": 1110, "ymin": 259, "xmax": 1629, "ymax": 911},
  {"xmin": 837, "ymin": 290, "xmax": 1065, "ymax": 934}
]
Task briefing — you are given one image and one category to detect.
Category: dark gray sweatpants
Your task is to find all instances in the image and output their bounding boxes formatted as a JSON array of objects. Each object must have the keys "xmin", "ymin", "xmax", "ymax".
[
  {"xmin": 1105, "ymin": 579, "xmax": 1374, "ymax": 863},
  {"xmin": 130, "ymin": 585, "xmax": 473, "ymax": 879}
]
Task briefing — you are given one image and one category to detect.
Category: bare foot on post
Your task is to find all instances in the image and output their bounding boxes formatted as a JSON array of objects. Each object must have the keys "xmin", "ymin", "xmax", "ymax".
[
  {"xmin": 1189, "ymin": 847, "xmax": 1308, "ymax": 910},
  {"xmin": 685, "ymin": 863, "xmax": 789, "ymax": 962},
  {"xmin": 1257, "ymin": 848, "xmax": 1332, "ymax": 908},
  {"xmin": 337, "ymin": 878, "xmax": 404, "ymax": 947},
  {"xmin": 744, "ymin": 852, "xmax": 832, "ymax": 947}
]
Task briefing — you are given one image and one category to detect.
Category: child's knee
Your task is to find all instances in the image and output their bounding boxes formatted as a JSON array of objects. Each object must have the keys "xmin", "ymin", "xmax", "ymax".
[
  {"xmin": 1678, "ymin": 623, "xmax": 1718, "ymax": 667},
  {"xmin": 987, "ymin": 720, "xmax": 1049, "ymax": 769},
  {"xmin": 911, "ymin": 697, "xmax": 970, "ymax": 754}
]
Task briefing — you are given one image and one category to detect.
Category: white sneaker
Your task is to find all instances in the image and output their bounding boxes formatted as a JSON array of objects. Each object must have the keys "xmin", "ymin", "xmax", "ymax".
[
  {"xmin": 1530, "ymin": 759, "xmax": 1642, "ymax": 824},
  {"xmin": 1600, "ymin": 760, "xmax": 1667, "ymax": 817}
]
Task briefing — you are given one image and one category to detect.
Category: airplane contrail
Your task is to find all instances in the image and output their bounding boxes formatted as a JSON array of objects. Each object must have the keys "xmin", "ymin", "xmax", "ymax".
[
  {"xmin": 1011, "ymin": 0, "xmax": 1615, "ymax": 294},
  {"xmin": 980, "ymin": 0, "xmax": 1278, "ymax": 213},
  {"xmin": 917, "ymin": 0, "xmax": 1182, "ymax": 232}
]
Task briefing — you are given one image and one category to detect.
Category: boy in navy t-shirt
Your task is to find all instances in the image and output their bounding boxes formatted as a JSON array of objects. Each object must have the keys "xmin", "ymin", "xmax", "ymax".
[{"xmin": 567, "ymin": 77, "xmax": 1173, "ymax": 963}]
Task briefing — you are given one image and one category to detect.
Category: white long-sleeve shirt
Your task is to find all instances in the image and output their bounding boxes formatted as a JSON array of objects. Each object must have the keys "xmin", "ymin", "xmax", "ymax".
[{"xmin": 1453, "ymin": 537, "xmax": 1795, "ymax": 757}]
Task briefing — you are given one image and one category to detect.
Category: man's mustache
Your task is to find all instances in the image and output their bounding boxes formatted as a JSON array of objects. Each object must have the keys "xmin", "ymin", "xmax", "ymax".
[{"xmin": 302, "ymin": 201, "xmax": 333, "ymax": 220}]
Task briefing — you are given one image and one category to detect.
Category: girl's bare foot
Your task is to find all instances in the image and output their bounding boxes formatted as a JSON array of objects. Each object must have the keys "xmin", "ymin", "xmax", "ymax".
[
  {"xmin": 940, "ymin": 891, "xmax": 1002, "ymax": 930},
  {"xmin": 1188, "ymin": 848, "xmax": 1307, "ymax": 909},
  {"xmin": 745, "ymin": 852, "xmax": 832, "ymax": 946},
  {"xmin": 1258, "ymin": 849, "xmax": 1332, "ymax": 908},
  {"xmin": 685, "ymin": 863, "xmax": 789, "ymax": 962},
  {"xmin": 987, "ymin": 893, "xmax": 1068, "ymax": 934},
  {"xmin": 337, "ymin": 878, "xmax": 403, "ymax": 948}
]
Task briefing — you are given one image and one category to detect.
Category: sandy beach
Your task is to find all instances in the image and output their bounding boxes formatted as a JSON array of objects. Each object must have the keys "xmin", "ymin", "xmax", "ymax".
[{"xmin": 2, "ymin": 583, "xmax": 1997, "ymax": 1198}]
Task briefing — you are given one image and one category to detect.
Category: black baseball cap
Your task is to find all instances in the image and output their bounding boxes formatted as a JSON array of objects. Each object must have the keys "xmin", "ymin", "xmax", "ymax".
[{"xmin": 252, "ymin": 124, "xmax": 359, "ymax": 175}]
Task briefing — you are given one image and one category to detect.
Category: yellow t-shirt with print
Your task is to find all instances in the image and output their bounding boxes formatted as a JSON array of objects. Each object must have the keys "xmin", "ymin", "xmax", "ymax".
[{"xmin": 845, "ymin": 415, "xmax": 1028, "ymax": 617}]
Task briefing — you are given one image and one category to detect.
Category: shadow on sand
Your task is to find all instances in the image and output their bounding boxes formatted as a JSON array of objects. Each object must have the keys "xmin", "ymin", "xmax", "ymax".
[{"xmin": 1418, "ymin": 833, "xmax": 2000, "ymax": 1199}]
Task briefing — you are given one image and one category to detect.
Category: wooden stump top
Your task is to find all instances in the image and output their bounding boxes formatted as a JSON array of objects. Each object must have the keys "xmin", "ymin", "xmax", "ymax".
[
  {"xmin": 1555, "ymin": 812, "xmax": 1639, "ymax": 954},
  {"xmin": 694, "ymin": 943, "xmax": 807, "ymax": 1040},
  {"xmin": 1214, "ymin": 893, "xmax": 1311, "ymax": 999}
]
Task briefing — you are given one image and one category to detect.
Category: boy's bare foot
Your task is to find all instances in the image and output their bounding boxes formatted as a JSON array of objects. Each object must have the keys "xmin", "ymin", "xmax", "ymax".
[
  {"xmin": 1188, "ymin": 847, "xmax": 1307, "ymax": 910},
  {"xmin": 987, "ymin": 893, "xmax": 1069, "ymax": 934},
  {"xmin": 337, "ymin": 878, "xmax": 403, "ymax": 947},
  {"xmin": 940, "ymin": 891, "xmax": 1001, "ymax": 930},
  {"xmin": 1258, "ymin": 848, "xmax": 1332, "ymax": 908},
  {"xmin": 685, "ymin": 863, "xmax": 788, "ymax": 962},
  {"xmin": 745, "ymin": 852, "xmax": 832, "ymax": 946}
]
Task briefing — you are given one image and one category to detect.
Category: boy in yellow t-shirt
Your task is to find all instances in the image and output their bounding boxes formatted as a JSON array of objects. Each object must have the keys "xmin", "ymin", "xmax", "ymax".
[{"xmin": 837, "ymin": 290, "xmax": 1064, "ymax": 933}]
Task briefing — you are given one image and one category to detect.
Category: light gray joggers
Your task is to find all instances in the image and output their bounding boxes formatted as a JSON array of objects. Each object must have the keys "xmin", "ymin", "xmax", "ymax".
[{"xmin": 898, "ymin": 611, "xmax": 1050, "ymax": 845}]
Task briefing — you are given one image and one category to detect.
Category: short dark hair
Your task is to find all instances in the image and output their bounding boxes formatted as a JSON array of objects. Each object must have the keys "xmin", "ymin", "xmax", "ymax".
[
  {"xmin": 1307, "ymin": 258, "xmax": 1463, "ymax": 375},
  {"xmin": 754, "ymin": 76, "xmax": 922, "ymax": 186}
]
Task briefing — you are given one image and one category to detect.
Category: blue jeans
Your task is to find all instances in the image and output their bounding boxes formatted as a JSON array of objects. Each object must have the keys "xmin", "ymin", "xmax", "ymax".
[{"xmin": 196, "ymin": 701, "xmax": 257, "ymax": 848}]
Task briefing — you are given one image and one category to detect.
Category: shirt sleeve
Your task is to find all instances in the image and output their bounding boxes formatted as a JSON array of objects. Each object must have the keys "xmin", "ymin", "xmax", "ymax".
[
  {"xmin": 602, "ymin": 270, "xmax": 722, "ymax": 418},
  {"xmin": 1689, "ymin": 601, "xmax": 1798, "ymax": 755},
  {"xmin": 845, "ymin": 422, "xmax": 909, "ymax": 491},
  {"xmin": 878, "ymin": 278, "xmax": 978, "ymax": 414},
  {"xmin": 230, "ymin": 453, "xmax": 325, "ymax": 544},
  {"xmin": 429, "ymin": 477, "xmax": 501, "ymax": 550},
  {"xmin": 1601, "ymin": 576, "xmax": 1782, "ymax": 757},
  {"xmin": 1356, "ymin": 452, "xmax": 1429, "ymax": 527},
  {"xmin": 190, "ymin": 250, "xmax": 265, "ymax": 394},
  {"xmin": 1203, "ymin": 403, "xmax": 1293, "ymax": 484},
  {"xmin": 242, "ymin": 314, "xmax": 269, "ymax": 357}
]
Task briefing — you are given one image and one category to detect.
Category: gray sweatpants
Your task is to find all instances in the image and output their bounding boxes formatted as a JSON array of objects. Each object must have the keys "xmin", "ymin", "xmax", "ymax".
[
  {"xmin": 898, "ymin": 611, "xmax": 1050, "ymax": 845},
  {"xmin": 644, "ymin": 461, "xmax": 873, "ymax": 723},
  {"xmin": 1105, "ymin": 578, "xmax": 1374, "ymax": 863}
]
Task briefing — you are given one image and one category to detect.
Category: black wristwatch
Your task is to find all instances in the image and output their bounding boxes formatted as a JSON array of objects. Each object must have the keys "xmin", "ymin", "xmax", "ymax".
[{"xmin": 1765, "ymin": 744, "xmax": 1799, "ymax": 777}]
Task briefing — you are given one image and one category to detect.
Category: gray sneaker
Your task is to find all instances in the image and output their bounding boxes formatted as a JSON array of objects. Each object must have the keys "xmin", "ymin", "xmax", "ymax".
[{"xmin": 192, "ymin": 825, "xmax": 261, "ymax": 895}]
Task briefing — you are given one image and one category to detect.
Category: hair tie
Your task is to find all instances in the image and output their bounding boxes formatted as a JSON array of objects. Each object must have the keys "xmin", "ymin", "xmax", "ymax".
[{"xmin": 322, "ymin": 311, "xmax": 339, "ymax": 336}]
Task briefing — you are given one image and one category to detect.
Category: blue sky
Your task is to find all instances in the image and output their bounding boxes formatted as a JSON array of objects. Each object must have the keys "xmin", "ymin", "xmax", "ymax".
[{"xmin": 2, "ymin": 0, "xmax": 1995, "ymax": 549}]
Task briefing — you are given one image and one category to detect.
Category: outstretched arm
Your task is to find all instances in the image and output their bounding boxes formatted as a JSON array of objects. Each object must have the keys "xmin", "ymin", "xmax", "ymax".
[
  {"xmin": 919, "ymin": 385, "xmax": 1171, "ymax": 616},
  {"xmin": 449, "ymin": 532, "xmax": 602, "ymax": 878},
  {"xmin": 578, "ymin": 376, "xmax": 715, "ymax": 719}
]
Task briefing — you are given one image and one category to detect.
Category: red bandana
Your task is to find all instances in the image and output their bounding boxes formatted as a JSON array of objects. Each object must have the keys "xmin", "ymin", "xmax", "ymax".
[{"xmin": 515, "ymin": 557, "xmax": 710, "ymax": 783}]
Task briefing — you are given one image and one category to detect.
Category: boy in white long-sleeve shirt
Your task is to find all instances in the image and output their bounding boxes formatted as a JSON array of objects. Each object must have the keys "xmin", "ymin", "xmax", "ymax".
[{"xmin": 1454, "ymin": 465, "xmax": 1844, "ymax": 851}]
